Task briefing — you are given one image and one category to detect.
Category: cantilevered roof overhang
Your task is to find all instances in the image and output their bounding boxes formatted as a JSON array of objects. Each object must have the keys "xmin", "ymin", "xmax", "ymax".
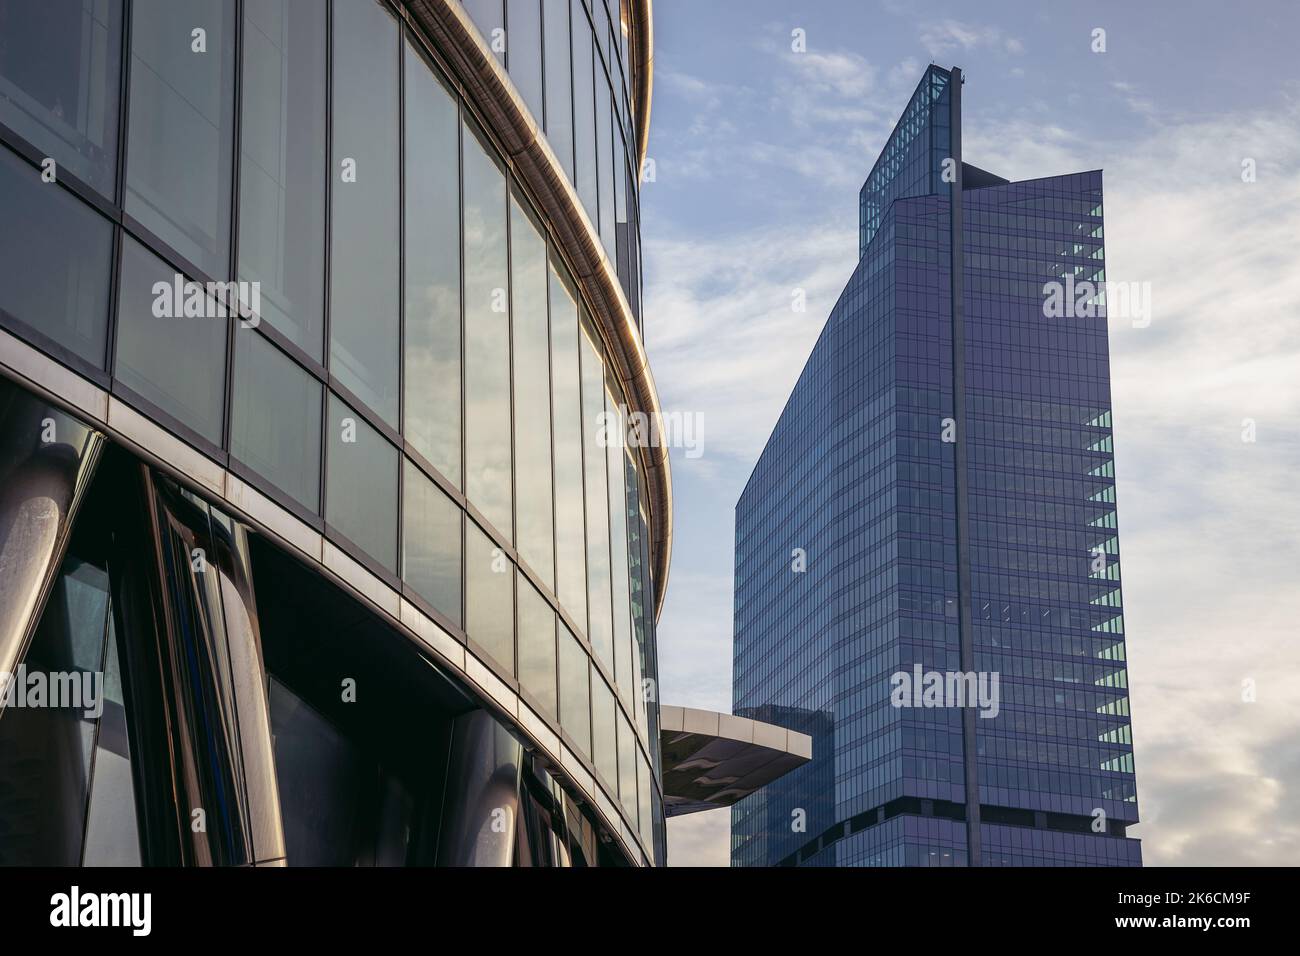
[{"xmin": 660, "ymin": 706, "xmax": 812, "ymax": 817}]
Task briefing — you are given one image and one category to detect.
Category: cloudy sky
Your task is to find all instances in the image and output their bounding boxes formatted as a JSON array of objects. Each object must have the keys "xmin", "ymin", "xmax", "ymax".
[{"xmin": 639, "ymin": 0, "xmax": 1300, "ymax": 866}]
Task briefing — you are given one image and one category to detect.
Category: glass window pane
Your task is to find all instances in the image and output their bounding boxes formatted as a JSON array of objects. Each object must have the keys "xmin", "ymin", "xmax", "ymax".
[
  {"xmin": 238, "ymin": 0, "xmax": 326, "ymax": 360},
  {"xmin": 606, "ymin": 385, "xmax": 634, "ymax": 697},
  {"xmin": 570, "ymin": 2, "xmax": 597, "ymax": 222},
  {"xmin": 466, "ymin": 520, "xmax": 514, "ymax": 673},
  {"xmin": 510, "ymin": 197, "xmax": 554, "ymax": 587},
  {"xmin": 0, "ymin": 0, "xmax": 122, "ymax": 196},
  {"xmin": 549, "ymin": 259, "xmax": 587, "ymax": 633},
  {"xmin": 125, "ymin": 0, "xmax": 234, "ymax": 277},
  {"xmin": 114, "ymin": 235, "xmax": 226, "ymax": 444},
  {"xmin": 617, "ymin": 709, "xmax": 637, "ymax": 823},
  {"xmin": 580, "ymin": 316, "xmax": 613, "ymax": 668},
  {"xmin": 462, "ymin": 0, "xmax": 503, "ymax": 65},
  {"xmin": 403, "ymin": 39, "xmax": 461, "ymax": 485},
  {"xmin": 542, "ymin": 0, "xmax": 573, "ymax": 182},
  {"xmin": 82, "ymin": 616, "xmax": 142, "ymax": 866},
  {"xmin": 505, "ymin": 0, "xmax": 542, "ymax": 122},
  {"xmin": 0, "ymin": 146, "xmax": 111, "ymax": 367},
  {"xmin": 326, "ymin": 393, "xmax": 398, "ymax": 572},
  {"xmin": 462, "ymin": 119, "xmax": 512, "ymax": 536},
  {"xmin": 594, "ymin": 65, "xmax": 615, "ymax": 259},
  {"xmin": 557, "ymin": 624, "xmax": 590, "ymax": 757},
  {"xmin": 517, "ymin": 578, "xmax": 556, "ymax": 719},
  {"xmin": 231, "ymin": 329, "xmax": 322, "ymax": 511},
  {"xmin": 636, "ymin": 754, "xmax": 652, "ymax": 851},
  {"xmin": 402, "ymin": 459, "xmax": 462, "ymax": 628},
  {"xmin": 590, "ymin": 671, "xmax": 617, "ymax": 790},
  {"xmin": 329, "ymin": 0, "xmax": 399, "ymax": 425}
]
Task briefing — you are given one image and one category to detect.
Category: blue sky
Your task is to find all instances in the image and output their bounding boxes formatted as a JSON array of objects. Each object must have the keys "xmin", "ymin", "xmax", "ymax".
[{"xmin": 640, "ymin": 0, "xmax": 1300, "ymax": 865}]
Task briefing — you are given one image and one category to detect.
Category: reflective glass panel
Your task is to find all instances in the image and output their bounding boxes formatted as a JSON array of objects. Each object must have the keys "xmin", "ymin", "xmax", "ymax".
[
  {"xmin": 0, "ymin": 145, "xmax": 111, "ymax": 367},
  {"xmin": 510, "ymin": 196, "xmax": 554, "ymax": 587},
  {"xmin": 462, "ymin": 118, "xmax": 512, "ymax": 536},
  {"xmin": 125, "ymin": 0, "xmax": 234, "ymax": 277},
  {"xmin": 580, "ymin": 317, "xmax": 613, "ymax": 668},
  {"xmin": 0, "ymin": 0, "xmax": 122, "ymax": 196},
  {"xmin": 329, "ymin": 0, "xmax": 399, "ymax": 425},
  {"xmin": 466, "ymin": 520, "xmax": 515, "ymax": 673},
  {"xmin": 231, "ymin": 328, "xmax": 322, "ymax": 511},
  {"xmin": 402, "ymin": 459, "xmax": 462, "ymax": 628},
  {"xmin": 517, "ymin": 577, "xmax": 557, "ymax": 719},
  {"xmin": 114, "ymin": 235, "xmax": 227, "ymax": 445},
  {"xmin": 549, "ymin": 260, "xmax": 587, "ymax": 633},
  {"xmin": 403, "ymin": 37, "xmax": 461, "ymax": 485},
  {"xmin": 325, "ymin": 392, "xmax": 398, "ymax": 573},
  {"xmin": 558, "ymin": 624, "xmax": 590, "ymax": 757},
  {"xmin": 238, "ymin": 0, "xmax": 326, "ymax": 360}
]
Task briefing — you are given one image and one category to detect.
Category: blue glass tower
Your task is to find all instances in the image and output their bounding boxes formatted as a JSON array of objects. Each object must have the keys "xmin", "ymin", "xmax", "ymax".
[{"xmin": 731, "ymin": 66, "xmax": 1140, "ymax": 867}]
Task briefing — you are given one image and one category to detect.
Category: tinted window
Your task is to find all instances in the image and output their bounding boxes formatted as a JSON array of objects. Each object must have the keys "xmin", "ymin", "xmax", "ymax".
[
  {"xmin": 0, "ymin": 0, "xmax": 122, "ymax": 196},
  {"xmin": 580, "ymin": 318, "xmax": 613, "ymax": 667},
  {"xmin": 0, "ymin": 146, "xmax": 111, "ymax": 367},
  {"xmin": 617, "ymin": 710, "xmax": 637, "ymax": 823},
  {"xmin": 329, "ymin": 0, "xmax": 399, "ymax": 425},
  {"xmin": 231, "ymin": 329, "xmax": 322, "ymax": 511},
  {"xmin": 326, "ymin": 393, "xmax": 398, "ymax": 572},
  {"xmin": 402, "ymin": 460, "xmax": 462, "ymax": 628},
  {"xmin": 590, "ymin": 672, "xmax": 617, "ymax": 789},
  {"xmin": 505, "ymin": 0, "xmax": 542, "ymax": 122},
  {"xmin": 517, "ymin": 578, "xmax": 557, "ymax": 718},
  {"xmin": 570, "ymin": 5, "xmax": 597, "ymax": 221},
  {"xmin": 557, "ymin": 624, "xmax": 590, "ymax": 757},
  {"xmin": 125, "ymin": 0, "xmax": 234, "ymax": 277},
  {"xmin": 403, "ymin": 39, "xmax": 461, "ymax": 485},
  {"xmin": 238, "ymin": 0, "xmax": 326, "ymax": 360},
  {"xmin": 461, "ymin": 0, "xmax": 503, "ymax": 65},
  {"xmin": 542, "ymin": 0, "xmax": 573, "ymax": 181},
  {"xmin": 462, "ymin": 119, "xmax": 512, "ymax": 537},
  {"xmin": 510, "ymin": 197, "xmax": 554, "ymax": 587},
  {"xmin": 114, "ymin": 236, "xmax": 227, "ymax": 445},
  {"xmin": 549, "ymin": 261, "xmax": 587, "ymax": 633},
  {"xmin": 465, "ymin": 520, "xmax": 514, "ymax": 673}
]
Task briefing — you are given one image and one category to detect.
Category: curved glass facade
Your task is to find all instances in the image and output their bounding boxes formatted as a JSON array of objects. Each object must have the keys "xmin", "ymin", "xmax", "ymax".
[
  {"xmin": 462, "ymin": 0, "xmax": 644, "ymax": 324},
  {"xmin": 0, "ymin": 0, "xmax": 662, "ymax": 865}
]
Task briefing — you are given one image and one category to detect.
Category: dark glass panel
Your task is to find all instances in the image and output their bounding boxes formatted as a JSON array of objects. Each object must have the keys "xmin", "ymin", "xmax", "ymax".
[
  {"xmin": 557, "ymin": 623, "xmax": 590, "ymax": 757},
  {"xmin": 516, "ymin": 577, "xmax": 557, "ymax": 719},
  {"xmin": 325, "ymin": 392, "xmax": 398, "ymax": 572},
  {"xmin": 0, "ymin": 144, "xmax": 111, "ymax": 367},
  {"xmin": 114, "ymin": 235, "xmax": 227, "ymax": 445},
  {"xmin": 125, "ymin": 0, "xmax": 234, "ymax": 277},
  {"xmin": 402, "ymin": 459, "xmax": 462, "ymax": 628},
  {"xmin": 465, "ymin": 520, "xmax": 514, "ymax": 673},
  {"xmin": 231, "ymin": 328, "xmax": 322, "ymax": 511},
  {"xmin": 329, "ymin": 0, "xmax": 399, "ymax": 426},
  {"xmin": 0, "ymin": 0, "xmax": 122, "ymax": 196},
  {"xmin": 238, "ymin": 0, "xmax": 326, "ymax": 360}
]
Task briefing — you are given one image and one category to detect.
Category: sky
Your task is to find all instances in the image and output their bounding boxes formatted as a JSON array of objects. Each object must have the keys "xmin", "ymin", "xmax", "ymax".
[{"xmin": 639, "ymin": 0, "xmax": 1300, "ymax": 866}]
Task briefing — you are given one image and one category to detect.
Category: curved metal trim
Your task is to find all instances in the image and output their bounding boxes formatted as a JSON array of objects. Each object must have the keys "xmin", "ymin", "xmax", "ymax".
[
  {"xmin": 632, "ymin": 0, "xmax": 653, "ymax": 178},
  {"xmin": 408, "ymin": 0, "xmax": 671, "ymax": 617}
]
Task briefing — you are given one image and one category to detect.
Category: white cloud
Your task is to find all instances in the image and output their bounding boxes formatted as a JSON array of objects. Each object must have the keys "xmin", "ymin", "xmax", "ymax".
[{"xmin": 919, "ymin": 19, "xmax": 1025, "ymax": 57}]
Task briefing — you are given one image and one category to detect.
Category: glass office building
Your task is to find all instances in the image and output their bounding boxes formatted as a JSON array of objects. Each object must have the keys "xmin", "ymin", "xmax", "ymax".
[
  {"xmin": 732, "ymin": 66, "xmax": 1141, "ymax": 867},
  {"xmin": 0, "ymin": 0, "xmax": 669, "ymax": 866}
]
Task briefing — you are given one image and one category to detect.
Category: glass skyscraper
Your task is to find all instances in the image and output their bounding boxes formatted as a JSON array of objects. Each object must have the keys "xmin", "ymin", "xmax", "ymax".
[{"xmin": 732, "ymin": 66, "xmax": 1140, "ymax": 867}]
